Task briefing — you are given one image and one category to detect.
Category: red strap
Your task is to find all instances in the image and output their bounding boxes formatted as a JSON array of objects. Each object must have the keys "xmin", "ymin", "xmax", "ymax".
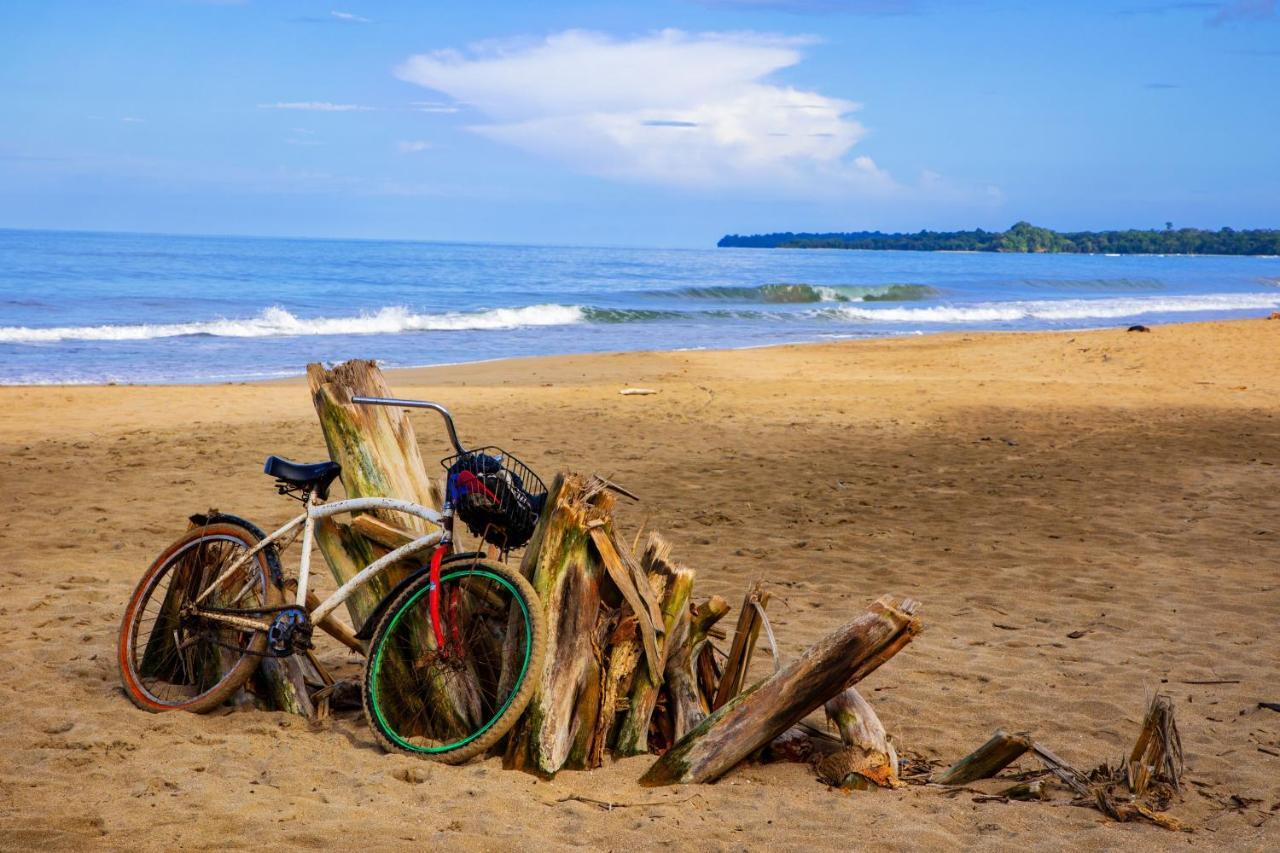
[{"xmin": 428, "ymin": 547, "xmax": 445, "ymax": 650}]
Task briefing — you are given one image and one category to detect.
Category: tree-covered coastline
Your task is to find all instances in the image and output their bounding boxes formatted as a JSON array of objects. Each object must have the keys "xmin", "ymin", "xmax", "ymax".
[{"xmin": 718, "ymin": 222, "xmax": 1280, "ymax": 255}]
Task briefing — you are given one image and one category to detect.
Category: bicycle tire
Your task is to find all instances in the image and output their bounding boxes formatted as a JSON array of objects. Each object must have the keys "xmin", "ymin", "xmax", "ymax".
[
  {"xmin": 118, "ymin": 518, "xmax": 283, "ymax": 713},
  {"xmin": 362, "ymin": 556, "xmax": 546, "ymax": 763}
]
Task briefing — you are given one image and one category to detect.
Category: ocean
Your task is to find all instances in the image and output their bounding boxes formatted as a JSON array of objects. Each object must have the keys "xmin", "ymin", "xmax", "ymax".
[{"xmin": 1, "ymin": 229, "xmax": 1277, "ymax": 385}]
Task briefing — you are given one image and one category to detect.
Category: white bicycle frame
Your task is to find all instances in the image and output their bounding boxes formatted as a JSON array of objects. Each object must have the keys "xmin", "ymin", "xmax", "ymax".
[
  {"xmin": 190, "ymin": 396, "xmax": 466, "ymax": 635},
  {"xmin": 190, "ymin": 495, "xmax": 445, "ymax": 633}
]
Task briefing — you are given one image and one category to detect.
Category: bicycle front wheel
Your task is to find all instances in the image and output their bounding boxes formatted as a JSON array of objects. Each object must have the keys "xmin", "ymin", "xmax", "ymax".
[
  {"xmin": 118, "ymin": 518, "xmax": 282, "ymax": 713},
  {"xmin": 363, "ymin": 557, "xmax": 545, "ymax": 763}
]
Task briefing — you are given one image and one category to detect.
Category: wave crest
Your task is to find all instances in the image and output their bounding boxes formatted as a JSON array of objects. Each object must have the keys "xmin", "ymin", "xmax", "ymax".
[{"xmin": 0, "ymin": 304, "xmax": 585, "ymax": 343}]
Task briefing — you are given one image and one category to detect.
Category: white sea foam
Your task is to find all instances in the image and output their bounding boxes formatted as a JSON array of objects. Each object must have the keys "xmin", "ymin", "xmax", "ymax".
[
  {"xmin": 826, "ymin": 292, "xmax": 1280, "ymax": 324},
  {"xmin": 0, "ymin": 304, "xmax": 586, "ymax": 343}
]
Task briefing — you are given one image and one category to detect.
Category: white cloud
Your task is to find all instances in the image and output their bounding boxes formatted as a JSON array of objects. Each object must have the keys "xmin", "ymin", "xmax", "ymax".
[
  {"xmin": 258, "ymin": 101, "xmax": 374, "ymax": 112},
  {"xmin": 120, "ymin": 116, "xmax": 145, "ymax": 124},
  {"xmin": 397, "ymin": 140, "xmax": 432, "ymax": 154},
  {"xmin": 395, "ymin": 29, "xmax": 899, "ymax": 194},
  {"xmin": 411, "ymin": 100, "xmax": 463, "ymax": 114},
  {"xmin": 331, "ymin": 10, "xmax": 371, "ymax": 23}
]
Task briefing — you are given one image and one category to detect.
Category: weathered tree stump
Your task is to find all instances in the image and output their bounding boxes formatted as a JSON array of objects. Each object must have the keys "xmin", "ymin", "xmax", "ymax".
[
  {"xmin": 307, "ymin": 360, "xmax": 442, "ymax": 631},
  {"xmin": 505, "ymin": 474, "xmax": 613, "ymax": 775}
]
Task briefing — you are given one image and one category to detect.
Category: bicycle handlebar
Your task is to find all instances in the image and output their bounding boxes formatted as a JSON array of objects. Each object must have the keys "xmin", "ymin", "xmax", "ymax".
[{"xmin": 350, "ymin": 396, "xmax": 466, "ymax": 455}]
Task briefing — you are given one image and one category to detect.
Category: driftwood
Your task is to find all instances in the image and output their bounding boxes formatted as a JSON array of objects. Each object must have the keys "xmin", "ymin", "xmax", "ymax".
[
  {"xmin": 665, "ymin": 595, "xmax": 730, "ymax": 741},
  {"xmin": 307, "ymin": 360, "xmax": 441, "ymax": 630},
  {"xmin": 935, "ymin": 695, "xmax": 1187, "ymax": 830},
  {"xmin": 617, "ymin": 574, "xmax": 691, "ymax": 754},
  {"xmin": 505, "ymin": 476, "xmax": 696, "ymax": 776},
  {"xmin": 1127, "ymin": 694, "xmax": 1183, "ymax": 796},
  {"xmin": 505, "ymin": 474, "xmax": 613, "ymax": 775},
  {"xmin": 641, "ymin": 596, "xmax": 922, "ymax": 786},
  {"xmin": 1029, "ymin": 741, "xmax": 1090, "ymax": 796},
  {"xmin": 712, "ymin": 581, "xmax": 770, "ymax": 710},
  {"xmin": 1085, "ymin": 694, "xmax": 1186, "ymax": 831},
  {"xmin": 815, "ymin": 686, "xmax": 900, "ymax": 789},
  {"xmin": 936, "ymin": 730, "xmax": 1032, "ymax": 785},
  {"xmin": 594, "ymin": 534, "xmax": 672, "ymax": 760}
]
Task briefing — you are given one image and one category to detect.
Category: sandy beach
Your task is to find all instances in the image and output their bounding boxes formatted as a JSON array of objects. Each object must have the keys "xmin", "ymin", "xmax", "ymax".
[{"xmin": 1, "ymin": 319, "xmax": 1277, "ymax": 850}]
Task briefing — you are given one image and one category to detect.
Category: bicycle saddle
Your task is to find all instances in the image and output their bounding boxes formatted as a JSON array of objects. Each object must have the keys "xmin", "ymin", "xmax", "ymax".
[{"xmin": 263, "ymin": 455, "xmax": 342, "ymax": 499}]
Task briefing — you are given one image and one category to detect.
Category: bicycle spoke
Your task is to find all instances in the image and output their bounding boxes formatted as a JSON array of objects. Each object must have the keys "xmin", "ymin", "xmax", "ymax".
[
  {"xmin": 371, "ymin": 569, "xmax": 533, "ymax": 754},
  {"xmin": 128, "ymin": 533, "xmax": 268, "ymax": 705}
]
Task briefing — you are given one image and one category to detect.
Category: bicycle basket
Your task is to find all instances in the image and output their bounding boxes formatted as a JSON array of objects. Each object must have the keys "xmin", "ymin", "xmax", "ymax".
[{"xmin": 442, "ymin": 447, "xmax": 547, "ymax": 549}]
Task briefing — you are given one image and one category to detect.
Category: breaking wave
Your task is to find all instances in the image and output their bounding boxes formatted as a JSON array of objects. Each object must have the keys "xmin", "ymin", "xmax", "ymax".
[
  {"xmin": 0, "ymin": 304, "xmax": 587, "ymax": 343},
  {"xmin": 4, "ymin": 293, "xmax": 1278, "ymax": 346}
]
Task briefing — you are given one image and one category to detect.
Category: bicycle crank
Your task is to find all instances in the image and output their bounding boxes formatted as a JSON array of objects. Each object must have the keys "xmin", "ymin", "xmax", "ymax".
[{"xmin": 267, "ymin": 606, "xmax": 314, "ymax": 656}]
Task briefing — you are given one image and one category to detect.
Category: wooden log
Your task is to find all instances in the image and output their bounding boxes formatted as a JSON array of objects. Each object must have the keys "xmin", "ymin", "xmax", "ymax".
[
  {"xmin": 313, "ymin": 518, "xmax": 387, "ymax": 631},
  {"xmin": 615, "ymin": 556, "xmax": 692, "ymax": 757},
  {"xmin": 351, "ymin": 514, "xmax": 417, "ymax": 550},
  {"xmin": 814, "ymin": 686, "xmax": 900, "ymax": 789},
  {"xmin": 665, "ymin": 596, "xmax": 730, "ymax": 741},
  {"xmin": 307, "ymin": 360, "xmax": 441, "ymax": 629},
  {"xmin": 641, "ymin": 595, "xmax": 922, "ymax": 786},
  {"xmin": 935, "ymin": 730, "xmax": 1032, "ymax": 785},
  {"xmin": 1126, "ymin": 694, "xmax": 1183, "ymax": 796},
  {"xmin": 504, "ymin": 473, "xmax": 613, "ymax": 776},
  {"xmin": 712, "ymin": 581, "xmax": 770, "ymax": 710},
  {"xmin": 305, "ymin": 590, "xmax": 365, "ymax": 655}
]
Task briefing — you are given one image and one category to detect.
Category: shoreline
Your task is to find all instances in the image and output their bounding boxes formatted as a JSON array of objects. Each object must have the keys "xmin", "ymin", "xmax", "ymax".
[
  {"xmin": 2, "ymin": 319, "xmax": 1275, "ymax": 449},
  {"xmin": 2, "ymin": 315, "xmax": 1275, "ymax": 391}
]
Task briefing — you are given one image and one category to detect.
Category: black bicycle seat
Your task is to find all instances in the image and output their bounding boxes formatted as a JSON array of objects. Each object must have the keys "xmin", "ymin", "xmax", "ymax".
[{"xmin": 263, "ymin": 455, "xmax": 341, "ymax": 498}]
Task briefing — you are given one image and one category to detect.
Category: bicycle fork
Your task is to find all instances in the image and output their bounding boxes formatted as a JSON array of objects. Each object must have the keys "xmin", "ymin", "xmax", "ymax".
[{"xmin": 427, "ymin": 502, "xmax": 456, "ymax": 654}]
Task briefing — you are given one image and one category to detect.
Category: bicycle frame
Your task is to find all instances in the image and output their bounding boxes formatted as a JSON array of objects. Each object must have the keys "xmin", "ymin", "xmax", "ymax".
[{"xmin": 191, "ymin": 495, "xmax": 449, "ymax": 633}]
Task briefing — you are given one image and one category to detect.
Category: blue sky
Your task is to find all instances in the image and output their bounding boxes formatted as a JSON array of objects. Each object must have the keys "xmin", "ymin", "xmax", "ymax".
[{"xmin": 1, "ymin": 0, "xmax": 1277, "ymax": 247}]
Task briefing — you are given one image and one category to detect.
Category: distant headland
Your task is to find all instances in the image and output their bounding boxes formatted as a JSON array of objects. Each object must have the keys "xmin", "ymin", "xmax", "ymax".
[{"xmin": 717, "ymin": 221, "xmax": 1280, "ymax": 256}]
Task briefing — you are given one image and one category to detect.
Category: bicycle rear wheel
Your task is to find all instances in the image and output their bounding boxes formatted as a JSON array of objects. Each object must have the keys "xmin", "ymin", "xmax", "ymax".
[
  {"xmin": 118, "ymin": 518, "xmax": 282, "ymax": 712},
  {"xmin": 363, "ymin": 557, "xmax": 545, "ymax": 763}
]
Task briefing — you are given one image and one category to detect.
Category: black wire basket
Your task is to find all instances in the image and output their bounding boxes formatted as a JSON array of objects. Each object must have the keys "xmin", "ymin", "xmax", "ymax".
[{"xmin": 441, "ymin": 447, "xmax": 548, "ymax": 549}]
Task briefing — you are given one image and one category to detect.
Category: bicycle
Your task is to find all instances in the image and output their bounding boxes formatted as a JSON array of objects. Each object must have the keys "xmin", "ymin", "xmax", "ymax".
[{"xmin": 117, "ymin": 397, "xmax": 548, "ymax": 764}]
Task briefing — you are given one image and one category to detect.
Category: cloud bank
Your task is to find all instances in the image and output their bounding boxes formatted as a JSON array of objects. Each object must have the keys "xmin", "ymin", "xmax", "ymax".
[{"xmin": 395, "ymin": 30, "xmax": 897, "ymax": 194}]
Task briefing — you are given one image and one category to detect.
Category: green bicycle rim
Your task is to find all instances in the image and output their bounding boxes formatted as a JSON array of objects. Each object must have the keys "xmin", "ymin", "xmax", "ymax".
[{"xmin": 370, "ymin": 568, "xmax": 533, "ymax": 754}]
